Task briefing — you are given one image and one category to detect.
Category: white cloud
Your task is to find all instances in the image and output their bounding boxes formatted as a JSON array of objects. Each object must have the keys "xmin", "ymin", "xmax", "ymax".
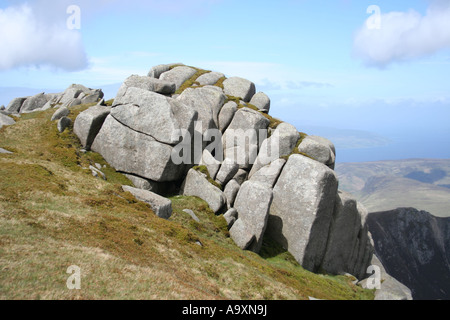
[
  {"xmin": 353, "ymin": 1, "xmax": 450, "ymax": 67},
  {"xmin": 0, "ymin": 3, "xmax": 88, "ymax": 71}
]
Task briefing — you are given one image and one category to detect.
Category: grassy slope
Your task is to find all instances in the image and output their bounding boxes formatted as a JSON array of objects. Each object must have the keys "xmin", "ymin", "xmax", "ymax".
[{"xmin": 0, "ymin": 105, "xmax": 374, "ymax": 300}]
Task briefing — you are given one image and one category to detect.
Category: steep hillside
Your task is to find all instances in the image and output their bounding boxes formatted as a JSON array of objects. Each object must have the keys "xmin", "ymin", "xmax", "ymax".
[
  {"xmin": 0, "ymin": 95, "xmax": 373, "ymax": 300},
  {"xmin": 368, "ymin": 208, "xmax": 450, "ymax": 300},
  {"xmin": 336, "ymin": 159, "xmax": 450, "ymax": 217}
]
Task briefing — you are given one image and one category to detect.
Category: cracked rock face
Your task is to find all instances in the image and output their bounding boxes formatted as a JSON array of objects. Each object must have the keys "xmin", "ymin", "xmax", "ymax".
[
  {"xmin": 70, "ymin": 63, "xmax": 390, "ymax": 286},
  {"xmin": 91, "ymin": 115, "xmax": 186, "ymax": 182},
  {"xmin": 112, "ymin": 87, "xmax": 197, "ymax": 145},
  {"xmin": 267, "ymin": 154, "xmax": 339, "ymax": 273}
]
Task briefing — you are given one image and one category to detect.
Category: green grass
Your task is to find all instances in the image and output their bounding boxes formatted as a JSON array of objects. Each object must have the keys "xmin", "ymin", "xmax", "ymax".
[
  {"xmin": 0, "ymin": 104, "xmax": 374, "ymax": 300},
  {"xmin": 193, "ymin": 165, "xmax": 223, "ymax": 190},
  {"xmin": 175, "ymin": 68, "xmax": 212, "ymax": 95}
]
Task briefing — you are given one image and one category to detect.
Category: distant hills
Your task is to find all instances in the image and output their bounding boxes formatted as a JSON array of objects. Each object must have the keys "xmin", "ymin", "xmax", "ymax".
[{"xmin": 336, "ymin": 159, "xmax": 450, "ymax": 218}]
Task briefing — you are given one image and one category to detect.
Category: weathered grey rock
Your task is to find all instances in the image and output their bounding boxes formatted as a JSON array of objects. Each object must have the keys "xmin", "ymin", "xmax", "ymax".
[
  {"xmin": 41, "ymin": 96, "xmax": 59, "ymax": 111},
  {"xmin": 177, "ymin": 86, "xmax": 226, "ymax": 132},
  {"xmin": 92, "ymin": 115, "xmax": 185, "ymax": 182},
  {"xmin": 115, "ymin": 75, "xmax": 176, "ymax": 98},
  {"xmin": 55, "ymin": 84, "xmax": 104, "ymax": 108},
  {"xmin": 148, "ymin": 64, "xmax": 171, "ymax": 79},
  {"xmin": 267, "ymin": 154, "xmax": 339, "ymax": 272},
  {"xmin": 73, "ymin": 105, "xmax": 111, "ymax": 150},
  {"xmin": 222, "ymin": 108, "xmax": 270, "ymax": 169},
  {"xmin": 196, "ymin": 72, "xmax": 225, "ymax": 86},
  {"xmin": 309, "ymin": 135, "xmax": 336, "ymax": 157},
  {"xmin": 223, "ymin": 77, "xmax": 256, "ymax": 102},
  {"xmin": 81, "ymin": 90, "xmax": 104, "ymax": 104},
  {"xmin": 0, "ymin": 113, "xmax": 15, "ymax": 129},
  {"xmin": 61, "ymin": 98, "xmax": 82, "ymax": 108},
  {"xmin": 20, "ymin": 93, "xmax": 50, "ymax": 113},
  {"xmin": 181, "ymin": 169, "xmax": 226, "ymax": 214},
  {"xmin": 223, "ymin": 208, "xmax": 238, "ymax": 228},
  {"xmin": 58, "ymin": 85, "xmax": 85, "ymax": 105},
  {"xmin": 249, "ymin": 122, "xmax": 300, "ymax": 178},
  {"xmin": 232, "ymin": 169, "xmax": 248, "ymax": 185},
  {"xmin": 223, "ymin": 146, "xmax": 257, "ymax": 171},
  {"xmin": 229, "ymin": 219, "xmax": 256, "ymax": 250},
  {"xmin": 0, "ymin": 148, "xmax": 13, "ymax": 154},
  {"xmin": 112, "ymin": 88, "xmax": 197, "ymax": 145},
  {"xmin": 223, "ymin": 179, "xmax": 241, "ymax": 209},
  {"xmin": 0, "ymin": 105, "xmax": 5, "ymax": 110},
  {"xmin": 183, "ymin": 209, "xmax": 200, "ymax": 223},
  {"xmin": 298, "ymin": 136, "xmax": 336, "ymax": 170},
  {"xmin": 249, "ymin": 158, "xmax": 286, "ymax": 188},
  {"xmin": 359, "ymin": 255, "xmax": 413, "ymax": 300},
  {"xmin": 233, "ymin": 181, "xmax": 273, "ymax": 253},
  {"xmin": 218, "ymin": 101, "xmax": 238, "ymax": 132},
  {"xmin": 125, "ymin": 174, "xmax": 158, "ymax": 192},
  {"xmin": 250, "ymin": 92, "xmax": 271, "ymax": 113},
  {"xmin": 159, "ymin": 66, "xmax": 197, "ymax": 91},
  {"xmin": 124, "ymin": 174, "xmax": 176, "ymax": 196},
  {"xmin": 321, "ymin": 191, "xmax": 373, "ymax": 279},
  {"xmin": 199, "ymin": 149, "xmax": 221, "ymax": 180},
  {"xmin": 122, "ymin": 185, "xmax": 172, "ymax": 219},
  {"xmin": 57, "ymin": 117, "xmax": 72, "ymax": 133},
  {"xmin": 51, "ymin": 107, "xmax": 70, "ymax": 121},
  {"xmin": 215, "ymin": 158, "xmax": 239, "ymax": 186},
  {"xmin": 90, "ymin": 165, "xmax": 106, "ymax": 180},
  {"xmin": 6, "ymin": 97, "xmax": 27, "ymax": 114}
]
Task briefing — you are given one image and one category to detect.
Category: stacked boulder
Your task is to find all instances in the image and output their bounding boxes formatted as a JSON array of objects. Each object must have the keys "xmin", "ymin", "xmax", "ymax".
[
  {"xmin": 72, "ymin": 63, "xmax": 385, "ymax": 284},
  {"xmin": 4, "ymin": 84, "xmax": 104, "ymax": 115}
]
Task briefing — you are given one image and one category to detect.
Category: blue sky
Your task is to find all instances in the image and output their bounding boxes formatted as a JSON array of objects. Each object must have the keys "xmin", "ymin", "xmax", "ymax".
[{"xmin": 1, "ymin": 0, "xmax": 450, "ymax": 162}]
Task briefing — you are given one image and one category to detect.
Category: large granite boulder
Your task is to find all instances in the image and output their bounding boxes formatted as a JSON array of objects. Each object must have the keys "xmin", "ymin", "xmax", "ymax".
[
  {"xmin": 181, "ymin": 169, "xmax": 226, "ymax": 214},
  {"xmin": 0, "ymin": 113, "xmax": 15, "ymax": 129},
  {"xmin": 177, "ymin": 86, "xmax": 227, "ymax": 133},
  {"xmin": 112, "ymin": 87, "xmax": 197, "ymax": 145},
  {"xmin": 58, "ymin": 84, "xmax": 104, "ymax": 107},
  {"xmin": 20, "ymin": 93, "xmax": 51, "ymax": 113},
  {"xmin": 321, "ymin": 191, "xmax": 373, "ymax": 279},
  {"xmin": 222, "ymin": 107, "xmax": 270, "ymax": 169},
  {"xmin": 91, "ymin": 115, "xmax": 186, "ymax": 182},
  {"xmin": 298, "ymin": 135, "xmax": 336, "ymax": 170},
  {"xmin": 196, "ymin": 72, "xmax": 225, "ymax": 86},
  {"xmin": 218, "ymin": 101, "xmax": 238, "ymax": 133},
  {"xmin": 249, "ymin": 92, "xmax": 271, "ymax": 113},
  {"xmin": 122, "ymin": 185, "xmax": 172, "ymax": 219},
  {"xmin": 223, "ymin": 77, "xmax": 256, "ymax": 102},
  {"xmin": 159, "ymin": 66, "xmax": 197, "ymax": 91},
  {"xmin": 199, "ymin": 149, "xmax": 221, "ymax": 180},
  {"xmin": 249, "ymin": 158, "xmax": 286, "ymax": 188},
  {"xmin": 249, "ymin": 122, "xmax": 300, "ymax": 177},
  {"xmin": 232, "ymin": 181, "xmax": 273, "ymax": 253},
  {"xmin": 114, "ymin": 75, "xmax": 176, "ymax": 98},
  {"xmin": 6, "ymin": 97, "xmax": 27, "ymax": 114},
  {"xmin": 267, "ymin": 154, "xmax": 339, "ymax": 272},
  {"xmin": 148, "ymin": 64, "xmax": 171, "ymax": 79},
  {"xmin": 73, "ymin": 104, "xmax": 111, "ymax": 150}
]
